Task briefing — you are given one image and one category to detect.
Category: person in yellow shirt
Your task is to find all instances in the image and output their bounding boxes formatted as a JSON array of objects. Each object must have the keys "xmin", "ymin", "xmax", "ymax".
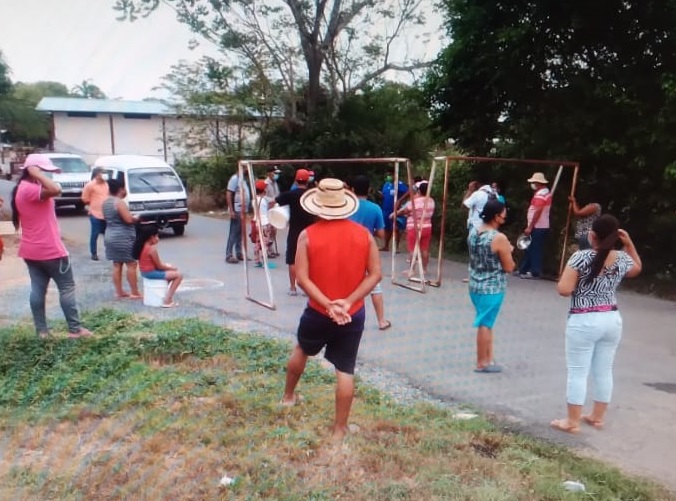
[{"xmin": 81, "ymin": 168, "xmax": 110, "ymax": 260}]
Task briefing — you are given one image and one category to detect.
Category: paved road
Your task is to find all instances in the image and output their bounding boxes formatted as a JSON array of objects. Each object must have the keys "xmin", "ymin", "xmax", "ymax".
[{"xmin": 1, "ymin": 209, "xmax": 674, "ymax": 490}]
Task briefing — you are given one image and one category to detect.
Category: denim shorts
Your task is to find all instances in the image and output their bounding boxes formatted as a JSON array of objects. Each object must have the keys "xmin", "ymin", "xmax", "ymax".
[
  {"xmin": 141, "ymin": 270, "xmax": 167, "ymax": 280},
  {"xmin": 469, "ymin": 292, "xmax": 505, "ymax": 329}
]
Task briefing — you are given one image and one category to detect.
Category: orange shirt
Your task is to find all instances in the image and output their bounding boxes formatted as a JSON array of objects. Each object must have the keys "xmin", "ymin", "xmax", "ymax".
[
  {"xmin": 81, "ymin": 180, "xmax": 110, "ymax": 220},
  {"xmin": 139, "ymin": 243, "xmax": 155, "ymax": 273},
  {"xmin": 306, "ymin": 219, "xmax": 371, "ymax": 316}
]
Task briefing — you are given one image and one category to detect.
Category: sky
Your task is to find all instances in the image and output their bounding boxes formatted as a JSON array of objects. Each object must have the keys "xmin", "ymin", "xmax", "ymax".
[{"xmin": 0, "ymin": 0, "xmax": 444, "ymax": 101}]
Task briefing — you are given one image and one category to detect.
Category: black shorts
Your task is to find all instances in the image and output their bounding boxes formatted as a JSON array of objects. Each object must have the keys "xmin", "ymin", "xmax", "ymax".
[
  {"xmin": 296, "ymin": 307, "xmax": 365, "ymax": 374},
  {"xmin": 286, "ymin": 231, "xmax": 300, "ymax": 265}
]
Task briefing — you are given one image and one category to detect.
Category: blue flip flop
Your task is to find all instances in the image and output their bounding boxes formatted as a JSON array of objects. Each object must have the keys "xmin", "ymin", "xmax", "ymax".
[{"xmin": 474, "ymin": 364, "xmax": 503, "ymax": 373}]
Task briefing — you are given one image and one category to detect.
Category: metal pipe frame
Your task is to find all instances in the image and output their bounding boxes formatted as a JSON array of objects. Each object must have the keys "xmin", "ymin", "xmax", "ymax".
[
  {"xmin": 391, "ymin": 158, "xmax": 449, "ymax": 292},
  {"xmin": 237, "ymin": 157, "xmax": 417, "ymax": 309},
  {"xmin": 438, "ymin": 155, "xmax": 580, "ymax": 279}
]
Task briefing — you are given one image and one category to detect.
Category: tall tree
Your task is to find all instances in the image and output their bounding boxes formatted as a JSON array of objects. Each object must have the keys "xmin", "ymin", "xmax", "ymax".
[
  {"xmin": 13, "ymin": 81, "xmax": 70, "ymax": 104},
  {"xmin": 0, "ymin": 52, "xmax": 50, "ymax": 143},
  {"xmin": 113, "ymin": 0, "xmax": 431, "ymax": 121},
  {"xmin": 425, "ymin": 0, "xmax": 676, "ymax": 275},
  {"xmin": 157, "ymin": 57, "xmax": 273, "ymax": 157},
  {"xmin": 265, "ymin": 82, "xmax": 435, "ymax": 161},
  {"xmin": 71, "ymin": 79, "xmax": 107, "ymax": 99}
]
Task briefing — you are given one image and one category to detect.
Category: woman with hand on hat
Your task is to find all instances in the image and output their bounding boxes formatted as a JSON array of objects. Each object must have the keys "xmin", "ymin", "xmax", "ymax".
[
  {"xmin": 468, "ymin": 199, "xmax": 514, "ymax": 373},
  {"xmin": 10, "ymin": 154, "xmax": 93, "ymax": 339},
  {"xmin": 551, "ymin": 214, "xmax": 641, "ymax": 433}
]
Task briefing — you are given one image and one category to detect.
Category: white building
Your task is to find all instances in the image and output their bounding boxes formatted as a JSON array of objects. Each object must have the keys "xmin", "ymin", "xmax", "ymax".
[{"xmin": 36, "ymin": 97, "xmax": 264, "ymax": 165}]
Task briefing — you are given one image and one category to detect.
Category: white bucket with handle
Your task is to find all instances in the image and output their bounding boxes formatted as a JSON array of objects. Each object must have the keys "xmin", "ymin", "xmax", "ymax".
[{"xmin": 268, "ymin": 205, "xmax": 290, "ymax": 229}]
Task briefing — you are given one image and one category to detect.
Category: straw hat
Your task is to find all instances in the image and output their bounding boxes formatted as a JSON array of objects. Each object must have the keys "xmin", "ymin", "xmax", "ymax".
[
  {"xmin": 300, "ymin": 178, "xmax": 359, "ymax": 220},
  {"xmin": 527, "ymin": 172, "xmax": 549, "ymax": 184}
]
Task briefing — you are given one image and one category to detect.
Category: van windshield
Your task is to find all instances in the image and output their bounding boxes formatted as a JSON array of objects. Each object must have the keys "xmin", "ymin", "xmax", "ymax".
[
  {"xmin": 128, "ymin": 167, "xmax": 183, "ymax": 194},
  {"xmin": 50, "ymin": 157, "xmax": 90, "ymax": 173}
]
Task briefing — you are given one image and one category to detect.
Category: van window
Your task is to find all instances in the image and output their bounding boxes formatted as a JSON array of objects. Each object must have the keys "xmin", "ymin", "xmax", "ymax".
[
  {"xmin": 51, "ymin": 157, "xmax": 90, "ymax": 173},
  {"xmin": 127, "ymin": 167, "xmax": 183, "ymax": 194}
]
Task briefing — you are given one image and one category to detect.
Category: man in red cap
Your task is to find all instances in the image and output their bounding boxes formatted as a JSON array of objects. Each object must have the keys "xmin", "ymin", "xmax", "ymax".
[{"xmin": 273, "ymin": 169, "xmax": 316, "ymax": 295}]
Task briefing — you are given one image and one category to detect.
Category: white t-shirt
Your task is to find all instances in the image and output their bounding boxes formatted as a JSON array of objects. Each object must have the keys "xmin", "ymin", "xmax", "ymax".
[
  {"xmin": 264, "ymin": 177, "xmax": 280, "ymax": 199},
  {"xmin": 255, "ymin": 195, "xmax": 270, "ymax": 225},
  {"xmin": 463, "ymin": 185, "xmax": 493, "ymax": 230}
]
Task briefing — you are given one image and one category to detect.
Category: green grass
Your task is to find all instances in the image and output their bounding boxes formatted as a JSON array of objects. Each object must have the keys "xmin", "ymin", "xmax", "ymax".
[{"xmin": 0, "ymin": 309, "xmax": 672, "ymax": 500}]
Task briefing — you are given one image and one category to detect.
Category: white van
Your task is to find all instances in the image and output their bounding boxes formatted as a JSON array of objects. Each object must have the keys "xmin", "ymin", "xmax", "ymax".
[
  {"xmin": 93, "ymin": 155, "xmax": 189, "ymax": 236},
  {"xmin": 43, "ymin": 153, "xmax": 91, "ymax": 210}
]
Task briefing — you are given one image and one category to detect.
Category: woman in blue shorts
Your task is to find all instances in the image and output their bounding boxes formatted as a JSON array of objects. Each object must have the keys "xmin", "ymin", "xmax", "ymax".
[{"xmin": 468, "ymin": 199, "xmax": 515, "ymax": 373}]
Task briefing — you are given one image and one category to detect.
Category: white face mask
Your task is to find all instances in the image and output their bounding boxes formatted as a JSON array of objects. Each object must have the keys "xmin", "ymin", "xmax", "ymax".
[{"xmin": 530, "ymin": 183, "xmax": 538, "ymax": 190}]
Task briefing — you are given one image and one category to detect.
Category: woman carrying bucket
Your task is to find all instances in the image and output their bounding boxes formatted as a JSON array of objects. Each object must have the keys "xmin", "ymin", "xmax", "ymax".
[{"xmin": 132, "ymin": 226, "xmax": 183, "ymax": 308}]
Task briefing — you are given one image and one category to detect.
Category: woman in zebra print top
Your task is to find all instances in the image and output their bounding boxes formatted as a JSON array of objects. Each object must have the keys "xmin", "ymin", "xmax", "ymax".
[{"xmin": 551, "ymin": 214, "xmax": 642, "ymax": 434}]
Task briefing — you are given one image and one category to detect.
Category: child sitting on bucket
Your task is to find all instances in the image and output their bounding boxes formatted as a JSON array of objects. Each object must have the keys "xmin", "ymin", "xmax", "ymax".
[{"xmin": 132, "ymin": 226, "xmax": 183, "ymax": 307}]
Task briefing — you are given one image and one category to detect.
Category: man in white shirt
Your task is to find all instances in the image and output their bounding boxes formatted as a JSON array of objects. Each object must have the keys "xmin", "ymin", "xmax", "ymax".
[
  {"xmin": 461, "ymin": 179, "xmax": 495, "ymax": 282},
  {"xmin": 463, "ymin": 180, "xmax": 495, "ymax": 231}
]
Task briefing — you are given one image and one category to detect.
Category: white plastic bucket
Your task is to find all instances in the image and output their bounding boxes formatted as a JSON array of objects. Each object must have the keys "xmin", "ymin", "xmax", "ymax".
[
  {"xmin": 268, "ymin": 205, "xmax": 290, "ymax": 229},
  {"xmin": 143, "ymin": 278, "xmax": 168, "ymax": 307}
]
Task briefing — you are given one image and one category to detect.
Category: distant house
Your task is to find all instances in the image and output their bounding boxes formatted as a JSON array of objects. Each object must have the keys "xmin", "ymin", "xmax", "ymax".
[{"xmin": 35, "ymin": 97, "xmax": 266, "ymax": 165}]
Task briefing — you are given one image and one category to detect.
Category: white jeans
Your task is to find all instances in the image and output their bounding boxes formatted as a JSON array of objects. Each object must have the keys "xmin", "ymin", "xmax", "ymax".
[{"xmin": 565, "ymin": 311, "xmax": 623, "ymax": 405}]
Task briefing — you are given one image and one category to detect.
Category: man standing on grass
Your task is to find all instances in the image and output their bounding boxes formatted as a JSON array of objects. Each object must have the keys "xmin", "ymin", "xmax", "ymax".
[
  {"xmin": 81, "ymin": 167, "xmax": 109, "ymax": 260},
  {"xmin": 280, "ymin": 178, "xmax": 382, "ymax": 442}
]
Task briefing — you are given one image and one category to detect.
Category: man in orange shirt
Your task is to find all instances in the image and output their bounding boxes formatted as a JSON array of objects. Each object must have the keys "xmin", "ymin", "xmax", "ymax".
[
  {"xmin": 81, "ymin": 168, "xmax": 109, "ymax": 260},
  {"xmin": 280, "ymin": 178, "xmax": 382, "ymax": 442}
]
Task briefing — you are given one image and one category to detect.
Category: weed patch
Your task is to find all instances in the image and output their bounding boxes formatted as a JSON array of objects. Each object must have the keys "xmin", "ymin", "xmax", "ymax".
[{"xmin": 0, "ymin": 310, "xmax": 672, "ymax": 500}]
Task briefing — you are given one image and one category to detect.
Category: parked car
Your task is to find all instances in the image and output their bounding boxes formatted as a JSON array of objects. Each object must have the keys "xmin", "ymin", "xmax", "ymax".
[
  {"xmin": 43, "ymin": 153, "xmax": 91, "ymax": 211},
  {"xmin": 93, "ymin": 155, "xmax": 189, "ymax": 236}
]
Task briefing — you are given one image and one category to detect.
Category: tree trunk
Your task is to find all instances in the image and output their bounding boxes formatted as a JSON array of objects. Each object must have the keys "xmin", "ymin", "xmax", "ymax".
[{"xmin": 305, "ymin": 52, "xmax": 323, "ymax": 120}]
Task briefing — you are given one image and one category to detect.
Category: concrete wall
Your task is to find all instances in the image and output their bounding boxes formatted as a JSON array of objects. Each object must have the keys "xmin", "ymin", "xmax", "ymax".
[
  {"xmin": 53, "ymin": 113, "xmax": 168, "ymax": 164},
  {"xmin": 51, "ymin": 113, "xmax": 261, "ymax": 165}
]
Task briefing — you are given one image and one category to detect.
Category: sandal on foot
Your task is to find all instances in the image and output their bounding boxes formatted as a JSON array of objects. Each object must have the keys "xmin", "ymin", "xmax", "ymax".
[
  {"xmin": 474, "ymin": 364, "xmax": 503, "ymax": 373},
  {"xmin": 378, "ymin": 320, "xmax": 392, "ymax": 331},
  {"xmin": 68, "ymin": 328, "xmax": 93, "ymax": 339},
  {"xmin": 161, "ymin": 301, "xmax": 178, "ymax": 308},
  {"xmin": 128, "ymin": 294, "xmax": 143, "ymax": 300},
  {"xmin": 115, "ymin": 293, "xmax": 130, "ymax": 299},
  {"xmin": 279, "ymin": 393, "xmax": 304, "ymax": 407},
  {"xmin": 582, "ymin": 415, "xmax": 604, "ymax": 430},
  {"xmin": 550, "ymin": 419, "xmax": 580, "ymax": 434}
]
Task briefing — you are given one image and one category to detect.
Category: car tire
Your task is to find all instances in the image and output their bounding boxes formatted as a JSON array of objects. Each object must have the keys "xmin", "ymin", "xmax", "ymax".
[{"xmin": 172, "ymin": 224, "xmax": 186, "ymax": 236}]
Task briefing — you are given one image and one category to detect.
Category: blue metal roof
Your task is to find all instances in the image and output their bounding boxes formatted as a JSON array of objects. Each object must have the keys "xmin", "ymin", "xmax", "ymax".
[
  {"xmin": 36, "ymin": 97, "xmax": 173, "ymax": 115},
  {"xmin": 36, "ymin": 97, "xmax": 282, "ymax": 119}
]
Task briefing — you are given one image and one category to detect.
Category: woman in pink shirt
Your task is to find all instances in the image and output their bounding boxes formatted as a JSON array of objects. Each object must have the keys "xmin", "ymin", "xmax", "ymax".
[
  {"xmin": 395, "ymin": 181, "xmax": 435, "ymax": 275},
  {"xmin": 10, "ymin": 154, "xmax": 93, "ymax": 339}
]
